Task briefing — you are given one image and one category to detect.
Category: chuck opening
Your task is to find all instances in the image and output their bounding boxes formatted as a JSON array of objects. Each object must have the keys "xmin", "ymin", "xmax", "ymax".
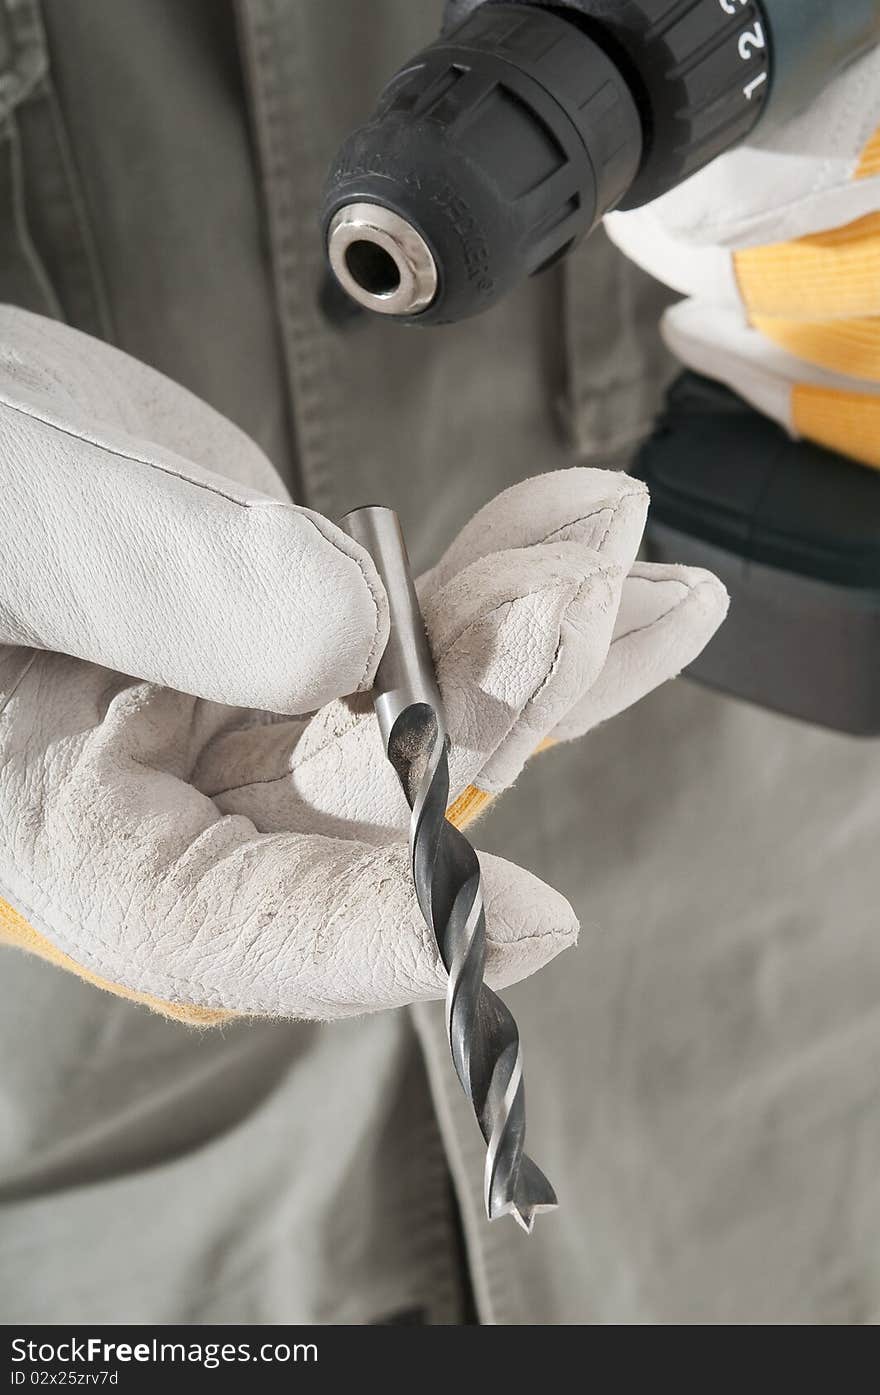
[
  {"xmin": 344, "ymin": 240, "xmax": 401, "ymax": 298},
  {"xmin": 326, "ymin": 203, "xmax": 438, "ymax": 317}
]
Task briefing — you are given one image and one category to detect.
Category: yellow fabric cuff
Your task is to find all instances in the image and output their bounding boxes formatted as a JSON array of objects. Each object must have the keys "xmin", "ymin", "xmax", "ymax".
[
  {"xmin": 446, "ymin": 737, "xmax": 556, "ymax": 830},
  {"xmin": 733, "ymin": 125, "xmax": 880, "ymax": 467},
  {"xmin": 733, "ymin": 126, "xmax": 880, "ymax": 327},
  {"xmin": 791, "ymin": 385, "xmax": 880, "ymax": 471},
  {"xmin": 735, "ymin": 212, "xmax": 880, "ymax": 323},
  {"xmin": 751, "ymin": 314, "xmax": 880, "ymax": 384},
  {"xmin": 856, "ymin": 127, "xmax": 880, "ymax": 180}
]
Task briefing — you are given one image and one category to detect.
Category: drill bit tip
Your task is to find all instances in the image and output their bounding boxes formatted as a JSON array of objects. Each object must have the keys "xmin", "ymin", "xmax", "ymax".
[{"xmin": 498, "ymin": 1200, "xmax": 556, "ymax": 1235}]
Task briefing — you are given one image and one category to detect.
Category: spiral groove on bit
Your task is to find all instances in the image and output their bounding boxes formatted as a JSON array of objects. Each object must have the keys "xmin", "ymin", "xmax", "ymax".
[
  {"xmin": 338, "ymin": 504, "xmax": 556, "ymax": 1230},
  {"xmin": 390, "ymin": 709, "xmax": 557, "ymax": 1232}
]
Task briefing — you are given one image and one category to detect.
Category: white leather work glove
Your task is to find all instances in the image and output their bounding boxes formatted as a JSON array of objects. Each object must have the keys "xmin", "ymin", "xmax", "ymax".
[
  {"xmin": 605, "ymin": 44, "xmax": 880, "ymax": 470},
  {"xmin": 0, "ymin": 307, "xmax": 727, "ymax": 1026}
]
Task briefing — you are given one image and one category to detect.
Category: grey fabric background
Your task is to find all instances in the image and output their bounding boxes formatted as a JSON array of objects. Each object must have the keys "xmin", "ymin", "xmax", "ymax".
[{"xmin": 1, "ymin": 0, "xmax": 878, "ymax": 1325}]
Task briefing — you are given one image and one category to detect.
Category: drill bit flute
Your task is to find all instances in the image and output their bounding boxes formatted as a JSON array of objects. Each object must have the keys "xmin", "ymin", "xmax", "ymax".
[{"xmin": 340, "ymin": 506, "xmax": 557, "ymax": 1231}]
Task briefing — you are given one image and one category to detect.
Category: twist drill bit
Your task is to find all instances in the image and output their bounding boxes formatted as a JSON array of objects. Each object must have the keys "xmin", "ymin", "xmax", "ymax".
[{"xmin": 340, "ymin": 506, "xmax": 557, "ymax": 1231}]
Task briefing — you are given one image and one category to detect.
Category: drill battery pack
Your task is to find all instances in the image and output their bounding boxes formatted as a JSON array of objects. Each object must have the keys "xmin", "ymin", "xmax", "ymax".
[{"xmin": 635, "ymin": 373, "xmax": 880, "ymax": 736}]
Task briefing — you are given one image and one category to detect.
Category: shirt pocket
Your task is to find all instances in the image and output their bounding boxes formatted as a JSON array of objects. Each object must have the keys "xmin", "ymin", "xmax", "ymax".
[
  {"xmin": 561, "ymin": 222, "xmax": 679, "ymax": 463},
  {"xmin": 0, "ymin": 0, "xmax": 111, "ymax": 336}
]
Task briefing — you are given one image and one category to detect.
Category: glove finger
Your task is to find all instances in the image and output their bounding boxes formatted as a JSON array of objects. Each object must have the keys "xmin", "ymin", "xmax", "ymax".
[
  {"xmin": 7, "ymin": 737, "xmax": 576, "ymax": 1020},
  {"xmin": 3, "ymin": 654, "xmax": 577, "ymax": 1018},
  {"xmin": 197, "ymin": 539, "xmax": 625, "ymax": 834},
  {"xmin": 0, "ymin": 308, "xmax": 388, "ymax": 712},
  {"xmin": 432, "ymin": 543, "xmax": 623, "ymax": 794},
  {"xmin": 194, "ymin": 468, "xmax": 647, "ymax": 807},
  {"xmin": 663, "ymin": 299, "xmax": 880, "ymax": 470},
  {"xmin": 421, "ymin": 467, "xmax": 648, "ymax": 592},
  {"xmin": 552, "ymin": 562, "xmax": 729, "ymax": 741}
]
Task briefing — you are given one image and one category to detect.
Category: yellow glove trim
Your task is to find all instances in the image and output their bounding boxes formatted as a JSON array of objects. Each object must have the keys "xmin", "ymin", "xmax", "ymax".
[
  {"xmin": 792, "ymin": 385, "xmax": 880, "ymax": 471},
  {"xmin": 856, "ymin": 127, "xmax": 880, "ymax": 180},
  {"xmin": 0, "ymin": 744, "xmax": 562, "ymax": 1022},
  {"xmin": 0, "ymin": 896, "xmax": 234, "ymax": 1027},
  {"xmin": 735, "ymin": 125, "xmax": 880, "ymax": 466},
  {"xmin": 735, "ymin": 212, "xmax": 880, "ymax": 322},
  {"xmin": 751, "ymin": 313, "xmax": 880, "ymax": 383},
  {"xmin": 446, "ymin": 738, "xmax": 556, "ymax": 831},
  {"xmin": 446, "ymin": 783, "xmax": 494, "ymax": 831},
  {"xmin": 735, "ymin": 125, "xmax": 880, "ymax": 323}
]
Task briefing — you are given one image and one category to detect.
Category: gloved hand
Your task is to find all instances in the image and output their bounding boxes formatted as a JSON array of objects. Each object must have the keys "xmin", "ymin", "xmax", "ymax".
[
  {"xmin": 0, "ymin": 307, "xmax": 727, "ymax": 1025},
  {"xmin": 606, "ymin": 44, "xmax": 880, "ymax": 470}
]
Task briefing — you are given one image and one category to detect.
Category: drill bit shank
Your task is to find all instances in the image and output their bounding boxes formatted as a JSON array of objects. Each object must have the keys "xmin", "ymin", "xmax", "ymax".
[{"xmin": 340, "ymin": 505, "xmax": 557, "ymax": 1231}]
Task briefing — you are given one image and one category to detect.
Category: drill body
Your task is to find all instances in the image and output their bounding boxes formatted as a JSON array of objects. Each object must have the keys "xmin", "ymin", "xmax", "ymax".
[{"xmin": 323, "ymin": 0, "xmax": 880, "ymax": 324}]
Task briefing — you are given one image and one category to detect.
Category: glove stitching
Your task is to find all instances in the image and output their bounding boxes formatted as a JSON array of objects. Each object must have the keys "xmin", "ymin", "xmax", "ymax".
[
  {"xmin": 464, "ymin": 564, "xmax": 620, "ymax": 798},
  {"xmin": 206, "ymin": 584, "xmax": 594, "ymax": 797},
  {"xmin": 204, "ymin": 557, "xmax": 623, "ymax": 801},
  {"xmin": 0, "ymin": 389, "xmax": 288, "ymax": 508},
  {"xmin": 539, "ymin": 491, "xmax": 645, "ymax": 554},
  {"xmin": 610, "ymin": 581, "xmax": 692, "ymax": 644},
  {"xmin": 595, "ymin": 500, "xmax": 632, "ymax": 555},
  {"xmin": 275, "ymin": 596, "xmax": 529, "ymax": 785},
  {"xmin": 199, "ymin": 500, "xmax": 640, "ymax": 797},
  {"xmin": 295, "ymin": 514, "xmax": 385, "ymax": 690},
  {"xmin": 427, "ymin": 487, "xmax": 641, "ymax": 591},
  {"xmin": 0, "ymin": 649, "xmax": 38, "ymax": 719},
  {"xmin": 0, "ymin": 393, "xmax": 384, "ymax": 690},
  {"xmin": 522, "ymin": 564, "xmax": 616, "ymax": 714},
  {"xmin": 484, "ymin": 926, "xmax": 568, "ymax": 949}
]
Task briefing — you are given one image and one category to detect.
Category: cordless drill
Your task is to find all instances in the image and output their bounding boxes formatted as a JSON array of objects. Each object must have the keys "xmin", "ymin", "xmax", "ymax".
[
  {"xmin": 323, "ymin": 1, "xmax": 880, "ymax": 737},
  {"xmin": 322, "ymin": 0, "xmax": 880, "ymax": 325}
]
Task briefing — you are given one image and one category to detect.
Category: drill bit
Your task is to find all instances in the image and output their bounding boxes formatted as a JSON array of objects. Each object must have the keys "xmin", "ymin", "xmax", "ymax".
[{"xmin": 340, "ymin": 506, "xmax": 557, "ymax": 1231}]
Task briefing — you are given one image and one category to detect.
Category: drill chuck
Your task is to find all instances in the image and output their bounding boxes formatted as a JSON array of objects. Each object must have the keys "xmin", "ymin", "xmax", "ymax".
[
  {"xmin": 327, "ymin": 204, "xmax": 439, "ymax": 318},
  {"xmin": 323, "ymin": 2, "xmax": 642, "ymax": 324},
  {"xmin": 323, "ymin": 0, "xmax": 880, "ymax": 326}
]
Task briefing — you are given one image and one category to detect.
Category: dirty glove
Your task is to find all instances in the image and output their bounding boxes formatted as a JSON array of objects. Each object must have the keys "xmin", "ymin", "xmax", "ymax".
[
  {"xmin": 606, "ymin": 44, "xmax": 880, "ymax": 469},
  {"xmin": 0, "ymin": 308, "xmax": 727, "ymax": 1025}
]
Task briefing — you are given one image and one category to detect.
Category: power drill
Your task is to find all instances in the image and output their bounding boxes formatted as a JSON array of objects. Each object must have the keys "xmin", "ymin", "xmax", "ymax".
[
  {"xmin": 321, "ymin": 0, "xmax": 880, "ymax": 325},
  {"xmin": 322, "ymin": 1, "xmax": 880, "ymax": 737}
]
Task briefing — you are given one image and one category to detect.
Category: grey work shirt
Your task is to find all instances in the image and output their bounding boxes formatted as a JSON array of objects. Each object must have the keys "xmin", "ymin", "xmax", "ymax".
[{"xmin": 2, "ymin": 0, "xmax": 879, "ymax": 1326}]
